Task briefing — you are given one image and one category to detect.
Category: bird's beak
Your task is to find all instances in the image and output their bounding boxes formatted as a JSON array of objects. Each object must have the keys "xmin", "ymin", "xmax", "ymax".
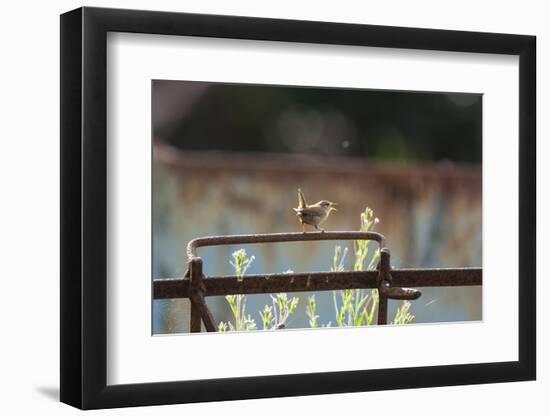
[{"xmin": 330, "ymin": 205, "xmax": 338, "ymax": 212}]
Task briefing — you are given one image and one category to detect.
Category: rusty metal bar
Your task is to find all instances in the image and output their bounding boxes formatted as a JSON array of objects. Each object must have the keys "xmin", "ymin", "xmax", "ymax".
[
  {"xmin": 383, "ymin": 286, "xmax": 422, "ymax": 300},
  {"xmin": 377, "ymin": 287, "xmax": 388, "ymax": 325},
  {"xmin": 188, "ymin": 258, "xmax": 216, "ymax": 332},
  {"xmin": 154, "ymin": 267, "xmax": 482, "ymax": 299},
  {"xmin": 189, "ymin": 300, "xmax": 202, "ymax": 332},
  {"xmin": 186, "ymin": 231, "xmax": 386, "ymax": 260},
  {"xmin": 377, "ymin": 249, "xmax": 392, "ymax": 325},
  {"xmin": 188, "ymin": 258, "xmax": 202, "ymax": 332}
]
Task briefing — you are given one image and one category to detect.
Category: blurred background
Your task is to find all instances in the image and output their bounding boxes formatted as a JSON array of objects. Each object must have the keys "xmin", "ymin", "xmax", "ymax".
[{"xmin": 152, "ymin": 80, "xmax": 482, "ymax": 334}]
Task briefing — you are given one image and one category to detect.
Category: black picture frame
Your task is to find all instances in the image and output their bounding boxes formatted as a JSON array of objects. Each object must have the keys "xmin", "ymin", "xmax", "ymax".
[{"xmin": 60, "ymin": 6, "xmax": 536, "ymax": 410}]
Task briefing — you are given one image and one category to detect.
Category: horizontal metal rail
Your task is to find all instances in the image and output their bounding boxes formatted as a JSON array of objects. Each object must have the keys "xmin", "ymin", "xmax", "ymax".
[
  {"xmin": 187, "ymin": 231, "xmax": 386, "ymax": 260},
  {"xmin": 154, "ymin": 267, "xmax": 482, "ymax": 299}
]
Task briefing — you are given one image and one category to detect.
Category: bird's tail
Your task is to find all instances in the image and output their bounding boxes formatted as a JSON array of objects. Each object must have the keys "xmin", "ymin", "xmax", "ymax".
[{"xmin": 297, "ymin": 188, "xmax": 307, "ymax": 209}]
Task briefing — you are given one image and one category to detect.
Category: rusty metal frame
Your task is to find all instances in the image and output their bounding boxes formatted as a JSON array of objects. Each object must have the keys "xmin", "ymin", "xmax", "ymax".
[{"xmin": 153, "ymin": 231, "xmax": 482, "ymax": 332}]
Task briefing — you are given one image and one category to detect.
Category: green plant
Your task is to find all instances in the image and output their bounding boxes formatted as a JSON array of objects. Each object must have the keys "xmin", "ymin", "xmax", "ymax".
[
  {"xmin": 259, "ymin": 305, "xmax": 274, "ymax": 330},
  {"xmin": 218, "ymin": 249, "xmax": 257, "ymax": 332},
  {"xmin": 261, "ymin": 293, "xmax": 299, "ymax": 330},
  {"xmin": 332, "ymin": 208, "xmax": 381, "ymax": 327},
  {"xmin": 353, "ymin": 208, "xmax": 381, "ymax": 272},
  {"xmin": 222, "ymin": 293, "xmax": 257, "ymax": 332},
  {"xmin": 230, "ymin": 248, "xmax": 255, "ymax": 281},
  {"xmin": 220, "ymin": 249, "xmax": 299, "ymax": 332},
  {"xmin": 392, "ymin": 300, "xmax": 415, "ymax": 325},
  {"xmin": 306, "ymin": 295, "xmax": 319, "ymax": 328}
]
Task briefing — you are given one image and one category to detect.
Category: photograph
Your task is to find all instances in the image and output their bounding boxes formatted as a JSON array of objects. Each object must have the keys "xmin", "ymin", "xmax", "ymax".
[
  {"xmin": 55, "ymin": 4, "xmax": 537, "ymax": 411},
  {"xmin": 152, "ymin": 80, "xmax": 482, "ymax": 334}
]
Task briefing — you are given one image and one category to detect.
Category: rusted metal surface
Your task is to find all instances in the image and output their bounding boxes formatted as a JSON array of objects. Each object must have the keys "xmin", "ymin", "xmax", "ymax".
[
  {"xmin": 152, "ymin": 231, "xmax": 484, "ymax": 332},
  {"xmin": 187, "ymin": 231, "xmax": 386, "ymax": 260},
  {"xmin": 154, "ymin": 268, "xmax": 482, "ymax": 299},
  {"xmin": 375, "ymin": 249, "xmax": 391, "ymax": 325},
  {"xmin": 188, "ymin": 258, "xmax": 216, "ymax": 332},
  {"xmin": 188, "ymin": 258, "xmax": 202, "ymax": 332},
  {"xmin": 382, "ymin": 285, "xmax": 422, "ymax": 300}
]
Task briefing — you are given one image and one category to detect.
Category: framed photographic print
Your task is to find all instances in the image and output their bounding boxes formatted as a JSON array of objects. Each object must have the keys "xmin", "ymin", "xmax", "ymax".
[{"xmin": 60, "ymin": 6, "xmax": 536, "ymax": 409}]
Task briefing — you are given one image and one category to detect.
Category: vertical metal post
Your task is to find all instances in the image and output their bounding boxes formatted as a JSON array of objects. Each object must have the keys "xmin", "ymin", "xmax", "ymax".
[
  {"xmin": 377, "ymin": 249, "xmax": 391, "ymax": 325},
  {"xmin": 189, "ymin": 257, "xmax": 217, "ymax": 332},
  {"xmin": 189, "ymin": 258, "xmax": 203, "ymax": 333},
  {"xmin": 377, "ymin": 289, "xmax": 388, "ymax": 325}
]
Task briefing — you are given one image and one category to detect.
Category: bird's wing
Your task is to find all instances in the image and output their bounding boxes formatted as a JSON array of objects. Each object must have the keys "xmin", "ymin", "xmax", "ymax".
[
  {"xmin": 297, "ymin": 206, "xmax": 324, "ymax": 217},
  {"xmin": 297, "ymin": 188, "xmax": 307, "ymax": 209}
]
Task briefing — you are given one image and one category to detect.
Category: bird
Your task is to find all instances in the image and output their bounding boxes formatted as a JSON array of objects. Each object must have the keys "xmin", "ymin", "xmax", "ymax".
[{"xmin": 293, "ymin": 189, "xmax": 337, "ymax": 233}]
